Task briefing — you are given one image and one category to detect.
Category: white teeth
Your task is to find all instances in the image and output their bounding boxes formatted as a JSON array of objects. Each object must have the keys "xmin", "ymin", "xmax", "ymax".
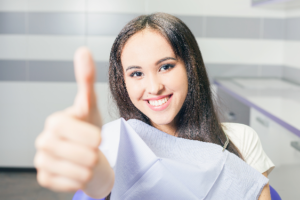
[{"xmin": 148, "ymin": 97, "xmax": 170, "ymax": 107}]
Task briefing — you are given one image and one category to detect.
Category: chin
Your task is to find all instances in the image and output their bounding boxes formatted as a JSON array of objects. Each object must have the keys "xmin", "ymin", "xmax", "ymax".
[{"xmin": 148, "ymin": 114, "xmax": 175, "ymax": 126}]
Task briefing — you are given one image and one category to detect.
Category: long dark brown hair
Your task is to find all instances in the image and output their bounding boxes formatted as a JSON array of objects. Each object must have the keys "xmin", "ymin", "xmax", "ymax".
[{"xmin": 106, "ymin": 12, "xmax": 242, "ymax": 199}]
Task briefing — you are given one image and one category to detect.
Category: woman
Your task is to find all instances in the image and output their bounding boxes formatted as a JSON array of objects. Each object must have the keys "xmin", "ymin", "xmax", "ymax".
[{"xmin": 34, "ymin": 13, "xmax": 274, "ymax": 199}]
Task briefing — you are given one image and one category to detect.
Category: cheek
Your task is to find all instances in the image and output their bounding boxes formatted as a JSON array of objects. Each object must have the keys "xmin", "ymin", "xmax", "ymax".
[
  {"xmin": 178, "ymin": 68, "xmax": 188, "ymax": 93},
  {"xmin": 124, "ymin": 78, "xmax": 143, "ymax": 104},
  {"xmin": 165, "ymin": 69, "xmax": 188, "ymax": 96}
]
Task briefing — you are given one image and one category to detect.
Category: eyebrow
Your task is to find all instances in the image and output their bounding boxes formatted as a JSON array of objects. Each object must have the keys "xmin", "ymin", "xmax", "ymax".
[
  {"xmin": 125, "ymin": 57, "xmax": 177, "ymax": 72},
  {"xmin": 125, "ymin": 66, "xmax": 141, "ymax": 71},
  {"xmin": 155, "ymin": 57, "xmax": 177, "ymax": 65}
]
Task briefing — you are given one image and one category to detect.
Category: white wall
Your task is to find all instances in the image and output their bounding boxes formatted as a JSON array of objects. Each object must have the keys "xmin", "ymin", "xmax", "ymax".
[{"xmin": 284, "ymin": 6, "xmax": 300, "ymax": 69}]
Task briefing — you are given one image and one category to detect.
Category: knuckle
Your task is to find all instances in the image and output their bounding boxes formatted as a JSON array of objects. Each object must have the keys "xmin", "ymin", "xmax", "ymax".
[
  {"xmin": 35, "ymin": 134, "xmax": 44, "ymax": 149},
  {"xmin": 87, "ymin": 152, "xmax": 98, "ymax": 167},
  {"xmin": 78, "ymin": 183, "xmax": 85, "ymax": 190},
  {"xmin": 96, "ymin": 129, "xmax": 102, "ymax": 145},
  {"xmin": 36, "ymin": 134, "xmax": 59, "ymax": 157},
  {"xmin": 34, "ymin": 152, "xmax": 47, "ymax": 169},
  {"xmin": 82, "ymin": 169, "xmax": 93, "ymax": 182},
  {"xmin": 91, "ymin": 128, "xmax": 101, "ymax": 148},
  {"xmin": 65, "ymin": 186, "xmax": 77, "ymax": 192},
  {"xmin": 72, "ymin": 182, "xmax": 84, "ymax": 191},
  {"xmin": 35, "ymin": 133, "xmax": 51, "ymax": 150},
  {"xmin": 39, "ymin": 179, "xmax": 49, "ymax": 188},
  {"xmin": 37, "ymin": 171, "xmax": 50, "ymax": 187},
  {"xmin": 45, "ymin": 112, "xmax": 64, "ymax": 130},
  {"xmin": 33, "ymin": 154, "xmax": 40, "ymax": 168},
  {"xmin": 92, "ymin": 152, "xmax": 99, "ymax": 166}
]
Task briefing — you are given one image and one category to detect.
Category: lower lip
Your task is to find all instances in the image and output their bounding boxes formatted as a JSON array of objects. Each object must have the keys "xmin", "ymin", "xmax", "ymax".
[{"xmin": 146, "ymin": 95, "xmax": 173, "ymax": 111}]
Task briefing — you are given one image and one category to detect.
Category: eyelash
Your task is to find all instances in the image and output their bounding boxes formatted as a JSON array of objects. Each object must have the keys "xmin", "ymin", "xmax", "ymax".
[
  {"xmin": 129, "ymin": 71, "xmax": 143, "ymax": 77},
  {"xmin": 160, "ymin": 64, "xmax": 175, "ymax": 71},
  {"xmin": 129, "ymin": 64, "xmax": 175, "ymax": 77}
]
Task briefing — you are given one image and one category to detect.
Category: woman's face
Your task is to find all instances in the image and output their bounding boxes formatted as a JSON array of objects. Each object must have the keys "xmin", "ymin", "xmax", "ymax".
[{"xmin": 121, "ymin": 29, "xmax": 188, "ymax": 130}]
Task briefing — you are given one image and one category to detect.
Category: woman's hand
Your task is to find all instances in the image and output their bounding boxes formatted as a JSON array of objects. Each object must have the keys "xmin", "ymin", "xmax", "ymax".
[{"xmin": 34, "ymin": 48, "xmax": 114, "ymax": 198}]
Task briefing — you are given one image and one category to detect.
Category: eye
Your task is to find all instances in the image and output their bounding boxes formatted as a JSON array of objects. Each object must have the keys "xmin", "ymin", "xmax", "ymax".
[
  {"xmin": 159, "ymin": 64, "xmax": 175, "ymax": 72},
  {"xmin": 129, "ymin": 71, "xmax": 143, "ymax": 77}
]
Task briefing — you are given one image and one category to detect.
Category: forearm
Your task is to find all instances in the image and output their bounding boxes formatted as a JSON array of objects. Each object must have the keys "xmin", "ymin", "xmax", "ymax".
[
  {"xmin": 258, "ymin": 172, "xmax": 271, "ymax": 200},
  {"xmin": 83, "ymin": 150, "xmax": 115, "ymax": 198}
]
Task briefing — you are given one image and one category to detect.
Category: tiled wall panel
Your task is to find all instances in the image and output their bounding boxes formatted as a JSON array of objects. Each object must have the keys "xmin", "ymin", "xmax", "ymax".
[
  {"xmin": 283, "ymin": 66, "xmax": 300, "ymax": 84},
  {"xmin": 260, "ymin": 65, "xmax": 283, "ymax": 77},
  {"xmin": 0, "ymin": 60, "xmax": 27, "ymax": 81},
  {"xmin": 0, "ymin": 82, "xmax": 30, "ymax": 166},
  {"xmin": 147, "ymin": 0, "xmax": 286, "ymax": 17},
  {"xmin": 28, "ymin": 61, "xmax": 75, "ymax": 82},
  {"xmin": 201, "ymin": 0, "xmax": 287, "ymax": 17},
  {"xmin": 0, "ymin": 12, "xmax": 26, "ymax": 34},
  {"xmin": 0, "ymin": 0, "xmax": 286, "ymax": 17},
  {"xmin": 87, "ymin": 0, "xmax": 145, "ymax": 13},
  {"xmin": 87, "ymin": 13, "xmax": 140, "ymax": 36},
  {"xmin": 146, "ymin": 0, "xmax": 204, "ymax": 16},
  {"xmin": 284, "ymin": 8, "xmax": 300, "ymax": 71},
  {"xmin": 27, "ymin": 0, "xmax": 86, "ymax": 12},
  {"xmin": 197, "ymin": 38, "xmax": 284, "ymax": 65},
  {"xmin": 0, "ymin": 60, "xmax": 109, "ymax": 82},
  {"xmin": 205, "ymin": 17, "xmax": 261, "ymax": 39},
  {"xmin": 284, "ymin": 41, "xmax": 300, "ymax": 69},
  {"xmin": 286, "ymin": 7, "xmax": 300, "ymax": 17},
  {"xmin": 206, "ymin": 63, "xmax": 261, "ymax": 81},
  {"xmin": 0, "ymin": 12, "xmax": 289, "ymax": 40},
  {"xmin": 27, "ymin": 36, "xmax": 85, "ymax": 60},
  {"xmin": 28, "ymin": 13, "xmax": 85, "ymax": 35},
  {"xmin": 263, "ymin": 18, "xmax": 286, "ymax": 40},
  {"xmin": 205, "ymin": 64, "xmax": 283, "ymax": 82},
  {"xmin": 0, "ymin": 83, "xmax": 29, "ymax": 147},
  {"xmin": 86, "ymin": 36, "xmax": 115, "ymax": 61},
  {"xmin": 0, "ymin": 0, "xmax": 27, "ymax": 11},
  {"xmin": 286, "ymin": 17, "xmax": 300, "ymax": 41},
  {"xmin": 175, "ymin": 15, "xmax": 204, "ymax": 37},
  {"xmin": 0, "ymin": 35, "xmax": 27, "ymax": 59}
]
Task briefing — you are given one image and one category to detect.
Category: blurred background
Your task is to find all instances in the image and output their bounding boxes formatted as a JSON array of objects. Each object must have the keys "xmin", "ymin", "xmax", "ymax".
[{"xmin": 0, "ymin": 0, "xmax": 300, "ymax": 199}]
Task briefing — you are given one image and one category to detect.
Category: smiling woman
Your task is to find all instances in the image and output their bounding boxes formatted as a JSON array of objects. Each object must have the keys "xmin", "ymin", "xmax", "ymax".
[
  {"xmin": 106, "ymin": 13, "xmax": 273, "ymax": 200},
  {"xmin": 34, "ymin": 13, "xmax": 273, "ymax": 200},
  {"xmin": 109, "ymin": 13, "xmax": 240, "ymax": 155}
]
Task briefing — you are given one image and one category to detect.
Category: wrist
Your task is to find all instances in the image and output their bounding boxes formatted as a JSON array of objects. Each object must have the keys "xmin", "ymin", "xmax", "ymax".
[{"xmin": 82, "ymin": 150, "xmax": 115, "ymax": 198}]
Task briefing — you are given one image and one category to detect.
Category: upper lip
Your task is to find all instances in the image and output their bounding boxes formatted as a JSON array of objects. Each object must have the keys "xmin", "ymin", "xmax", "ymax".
[{"xmin": 144, "ymin": 94, "xmax": 172, "ymax": 101}]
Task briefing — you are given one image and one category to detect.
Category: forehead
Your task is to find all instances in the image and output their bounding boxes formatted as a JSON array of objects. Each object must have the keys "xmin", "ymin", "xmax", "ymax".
[{"xmin": 121, "ymin": 29, "xmax": 175, "ymax": 67}]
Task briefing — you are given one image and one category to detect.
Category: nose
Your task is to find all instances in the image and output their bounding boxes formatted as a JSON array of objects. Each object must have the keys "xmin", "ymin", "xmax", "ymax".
[{"xmin": 146, "ymin": 74, "xmax": 164, "ymax": 95}]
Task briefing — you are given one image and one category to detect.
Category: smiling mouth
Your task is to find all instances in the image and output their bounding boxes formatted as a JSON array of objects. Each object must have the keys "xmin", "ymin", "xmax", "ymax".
[{"xmin": 147, "ymin": 95, "xmax": 172, "ymax": 107}]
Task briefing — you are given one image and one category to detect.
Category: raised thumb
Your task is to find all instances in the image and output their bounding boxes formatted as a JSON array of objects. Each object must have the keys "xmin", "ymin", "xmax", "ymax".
[{"xmin": 72, "ymin": 47, "xmax": 99, "ymax": 122}]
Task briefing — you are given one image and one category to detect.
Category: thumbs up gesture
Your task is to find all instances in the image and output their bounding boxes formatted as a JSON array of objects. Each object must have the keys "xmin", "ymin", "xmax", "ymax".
[{"xmin": 34, "ymin": 48, "xmax": 114, "ymax": 198}]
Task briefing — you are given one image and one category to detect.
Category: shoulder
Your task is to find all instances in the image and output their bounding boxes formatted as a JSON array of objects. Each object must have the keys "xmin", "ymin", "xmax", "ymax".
[
  {"xmin": 222, "ymin": 123, "xmax": 275, "ymax": 175},
  {"xmin": 222, "ymin": 123, "xmax": 258, "ymax": 154},
  {"xmin": 222, "ymin": 123, "xmax": 258, "ymax": 162}
]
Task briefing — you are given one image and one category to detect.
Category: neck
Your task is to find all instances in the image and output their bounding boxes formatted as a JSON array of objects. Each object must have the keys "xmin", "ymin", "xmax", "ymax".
[{"xmin": 151, "ymin": 120, "xmax": 178, "ymax": 137}]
